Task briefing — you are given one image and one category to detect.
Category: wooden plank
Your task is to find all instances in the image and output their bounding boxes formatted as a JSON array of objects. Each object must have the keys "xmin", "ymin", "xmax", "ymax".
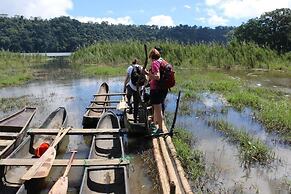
[
  {"xmin": 91, "ymin": 100, "xmax": 122, "ymax": 103},
  {"xmin": 0, "ymin": 139, "xmax": 14, "ymax": 147},
  {"xmin": 0, "ymin": 158, "xmax": 129, "ymax": 166},
  {"xmin": 93, "ymin": 93, "xmax": 126, "ymax": 97},
  {"xmin": 0, "ymin": 132, "xmax": 18, "ymax": 139},
  {"xmin": 28, "ymin": 128, "xmax": 126, "ymax": 135},
  {"xmin": 86, "ymin": 106, "xmax": 116, "ymax": 109}
]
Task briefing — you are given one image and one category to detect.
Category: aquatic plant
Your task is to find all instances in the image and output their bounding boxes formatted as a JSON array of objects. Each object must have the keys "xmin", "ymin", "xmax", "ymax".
[
  {"xmin": 172, "ymin": 127, "xmax": 205, "ymax": 181},
  {"xmin": 71, "ymin": 40, "xmax": 291, "ymax": 71},
  {"xmin": 209, "ymin": 120, "xmax": 274, "ymax": 167}
]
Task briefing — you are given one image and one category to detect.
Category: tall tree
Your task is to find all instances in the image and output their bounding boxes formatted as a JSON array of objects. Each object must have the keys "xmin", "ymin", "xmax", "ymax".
[{"xmin": 234, "ymin": 8, "xmax": 291, "ymax": 53}]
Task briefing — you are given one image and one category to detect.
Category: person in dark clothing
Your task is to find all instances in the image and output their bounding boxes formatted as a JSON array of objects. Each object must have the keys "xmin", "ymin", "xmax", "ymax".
[{"xmin": 123, "ymin": 59, "xmax": 144, "ymax": 123}]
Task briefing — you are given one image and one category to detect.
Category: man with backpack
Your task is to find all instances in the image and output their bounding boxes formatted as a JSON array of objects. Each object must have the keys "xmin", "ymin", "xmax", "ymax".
[{"xmin": 123, "ymin": 58, "xmax": 145, "ymax": 123}]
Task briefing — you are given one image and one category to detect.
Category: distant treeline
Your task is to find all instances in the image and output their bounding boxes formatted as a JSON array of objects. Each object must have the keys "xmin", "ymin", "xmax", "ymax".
[{"xmin": 0, "ymin": 16, "xmax": 233, "ymax": 52}]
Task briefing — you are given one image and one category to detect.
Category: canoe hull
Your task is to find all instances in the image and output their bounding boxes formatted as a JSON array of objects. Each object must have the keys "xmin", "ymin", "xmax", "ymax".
[
  {"xmin": 0, "ymin": 107, "xmax": 36, "ymax": 159},
  {"xmin": 82, "ymin": 83, "xmax": 109, "ymax": 128},
  {"xmin": 0, "ymin": 107, "xmax": 67, "ymax": 191},
  {"xmin": 79, "ymin": 111, "xmax": 129, "ymax": 194}
]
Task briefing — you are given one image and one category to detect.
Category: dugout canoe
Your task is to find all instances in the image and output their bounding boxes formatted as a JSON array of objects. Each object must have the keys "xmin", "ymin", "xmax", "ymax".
[
  {"xmin": 0, "ymin": 107, "xmax": 36, "ymax": 159},
  {"xmin": 0, "ymin": 107, "xmax": 67, "ymax": 189},
  {"xmin": 79, "ymin": 110, "xmax": 129, "ymax": 194},
  {"xmin": 82, "ymin": 82, "xmax": 109, "ymax": 128},
  {"xmin": 124, "ymin": 105, "xmax": 150, "ymax": 136}
]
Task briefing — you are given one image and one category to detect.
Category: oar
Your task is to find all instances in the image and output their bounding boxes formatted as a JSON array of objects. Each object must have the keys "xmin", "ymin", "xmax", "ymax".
[
  {"xmin": 21, "ymin": 127, "xmax": 72, "ymax": 181},
  {"xmin": 48, "ymin": 150, "xmax": 77, "ymax": 194},
  {"xmin": 116, "ymin": 96, "xmax": 128, "ymax": 110}
]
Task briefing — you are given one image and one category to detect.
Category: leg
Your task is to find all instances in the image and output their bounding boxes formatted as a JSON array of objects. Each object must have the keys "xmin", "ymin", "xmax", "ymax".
[
  {"xmin": 153, "ymin": 104, "xmax": 163, "ymax": 130},
  {"xmin": 132, "ymin": 90, "xmax": 140, "ymax": 123},
  {"xmin": 126, "ymin": 85, "xmax": 133, "ymax": 113}
]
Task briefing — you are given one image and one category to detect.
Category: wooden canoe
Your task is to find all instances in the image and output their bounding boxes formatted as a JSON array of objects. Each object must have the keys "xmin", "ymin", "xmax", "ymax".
[
  {"xmin": 0, "ymin": 107, "xmax": 36, "ymax": 159},
  {"xmin": 0, "ymin": 107, "xmax": 67, "ymax": 189},
  {"xmin": 82, "ymin": 82, "xmax": 109, "ymax": 128},
  {"xmin": 124, "ymin": 105, "xmax": 150, "ymax": 136},
  {"xmin": 79, "ymin": 111, "xmax": 129, "ymax": 194}
]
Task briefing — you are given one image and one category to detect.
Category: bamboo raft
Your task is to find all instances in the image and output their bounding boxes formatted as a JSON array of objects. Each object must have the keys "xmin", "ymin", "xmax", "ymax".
[{"xmin": 0, "ymin": 107, "xmax": 36, "ymax": 159}]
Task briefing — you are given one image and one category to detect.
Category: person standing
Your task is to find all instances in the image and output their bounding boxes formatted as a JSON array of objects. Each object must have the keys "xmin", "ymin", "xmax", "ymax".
[
  {"xmin": 123, "ymin": 59, "xmax": 144, "ymax": 123},
  {"xmin": 146, "ymin": 48, "xmax": 168, "ymax": 134}
]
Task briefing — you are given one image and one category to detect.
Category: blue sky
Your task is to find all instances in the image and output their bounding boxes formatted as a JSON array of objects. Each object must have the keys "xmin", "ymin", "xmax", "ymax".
[{"xmin": 1, "ymin": 0, "xmax": 290, "ymax": 27}]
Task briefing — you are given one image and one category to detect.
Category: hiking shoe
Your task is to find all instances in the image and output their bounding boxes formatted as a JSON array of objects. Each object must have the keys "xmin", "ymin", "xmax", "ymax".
[
  {"xmin": 151, "ymin": 128, "xmax": 162, "ymax": 136},
  {"xmin": 149, "ymin": 124, "xmax": 157, "ymax": 131}
]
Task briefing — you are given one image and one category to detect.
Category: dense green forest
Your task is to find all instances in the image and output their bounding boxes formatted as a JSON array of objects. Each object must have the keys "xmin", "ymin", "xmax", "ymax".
[
  {"xmin": 0, "ymin": 16, "xmax": 232, "ymax": 52},
  {"xmin": 233, "ymin": 8, "xmax": 291, "ymax": 53}
]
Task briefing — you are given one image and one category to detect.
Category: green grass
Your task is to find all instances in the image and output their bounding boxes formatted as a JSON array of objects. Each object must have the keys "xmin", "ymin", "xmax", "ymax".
[
  {"xmin": 172, "ymin": 127, "xmax": 205, "ymax": 181},
  {"xmin": 73, "ymin": 64, "xmax": 126, "ymax": 77},
  {"xmin": 71, "ymin": 40, "xmax": 291, "ymax": 71},
  {"xmin": 176, "ymin": 69, "xmax": 291, "ymax": 140},
  {"xmin": 0, "ymin": 51, "xmax": 46, "ymax": 87},
  {"xmin": 209, "ymin": 120, "xmax": 274, "ymax": 166}
]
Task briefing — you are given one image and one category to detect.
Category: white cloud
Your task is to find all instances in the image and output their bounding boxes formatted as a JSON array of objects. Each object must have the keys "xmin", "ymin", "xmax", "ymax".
[
  {"xmin": 184, "ymin": 5, "xmax": 191, "ymax": 9},
  {"xmin": 206, "ymin": 9, "xmax": 228, "ymax": 26},
  {"xmin": 205, "ymin": 0, "xmax": 223, "ymax": 6},
  {"xmin": 146, "ymin": 15, "xmax": 175, "ymax": 26},
  {"xmin": 75, "ymin": 16, "xmax": 134, "ymax": 25},
  {"xmin": 0, "ymin": 0, "xmax": 73, "ymax": 18},
  {"xmin": 205, "ymin": 0, "xmax": 291, "ymax": 19}
]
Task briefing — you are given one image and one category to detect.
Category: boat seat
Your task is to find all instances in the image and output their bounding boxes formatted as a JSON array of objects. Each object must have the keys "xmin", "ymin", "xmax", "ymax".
[
  {"xmin": 0, "ymin": 139, "xmax": 14, "ymax": 149},
  {"xmin": 0, "ymin": 132, "xmax": 18, "ymax": 139}
]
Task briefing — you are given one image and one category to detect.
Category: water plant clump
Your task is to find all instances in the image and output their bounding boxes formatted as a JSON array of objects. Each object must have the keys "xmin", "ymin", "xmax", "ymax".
[
  {"xmin": 172, "ymin": 127, "xmax": 205, "ymax": 182},
  {"xmin": 209, "ymin": 120, "xmax": 274, "ymax": 167},
  {"xmin": 0, "ymin": 95, "xmax": 43, "ymax": 113}
]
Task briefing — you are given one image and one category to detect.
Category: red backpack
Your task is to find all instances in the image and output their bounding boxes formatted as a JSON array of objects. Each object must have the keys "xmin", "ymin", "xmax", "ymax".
[{"xmin": 158, "ymin": 59, "xmax": 175, "ymax": 89}]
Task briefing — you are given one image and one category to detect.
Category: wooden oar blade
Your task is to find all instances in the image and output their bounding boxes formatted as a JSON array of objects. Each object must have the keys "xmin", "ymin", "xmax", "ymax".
[
  {"xmin": 48, "ymin": 177, "xmax": 68, "ymax": 194},
  {"xmin": 21, "ymin": 147, "xmax": 56, "ymax": 180}
]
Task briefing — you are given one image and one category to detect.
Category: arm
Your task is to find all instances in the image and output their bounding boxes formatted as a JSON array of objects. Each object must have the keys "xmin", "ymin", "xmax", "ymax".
[{"xmin": 123, "ymin": 73, "xmax": 130, "ymax": 93}]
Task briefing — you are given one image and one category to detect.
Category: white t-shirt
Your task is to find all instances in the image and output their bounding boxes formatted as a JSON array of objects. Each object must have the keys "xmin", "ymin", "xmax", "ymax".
[{"xmin": 127, "ymin": 64, "xmax": 143, "ymax": 91}]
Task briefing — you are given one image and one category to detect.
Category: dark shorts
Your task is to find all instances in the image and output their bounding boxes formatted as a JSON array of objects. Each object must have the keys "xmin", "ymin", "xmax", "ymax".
[{"xmin": 150, "ymin": 89, "xmax": 168, "ymax": 105}]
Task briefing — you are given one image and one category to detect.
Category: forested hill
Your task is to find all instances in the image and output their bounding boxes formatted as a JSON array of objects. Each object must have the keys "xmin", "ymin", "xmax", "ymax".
[{"xmin": 0, "ymin": 16, "xmax": 233, "ymax": 52}]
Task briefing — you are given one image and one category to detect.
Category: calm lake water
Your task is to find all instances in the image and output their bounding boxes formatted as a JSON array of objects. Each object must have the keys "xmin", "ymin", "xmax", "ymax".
[{"xmin": 0, "ymin": 69, "xmax": 290, "ymax": 194}]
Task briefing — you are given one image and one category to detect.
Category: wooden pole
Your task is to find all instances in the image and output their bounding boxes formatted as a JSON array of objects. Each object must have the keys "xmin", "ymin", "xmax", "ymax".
[
  {"xmin": 152, "ymin": 138, "xmax": 170, "ymax": 194},
  {"xmin": 162, "ymin": 122, "xmax": 193, "ymax": 194},
  {"xmin": 158, "ymin": 136, "xmax": 182, "ymax": 194}
]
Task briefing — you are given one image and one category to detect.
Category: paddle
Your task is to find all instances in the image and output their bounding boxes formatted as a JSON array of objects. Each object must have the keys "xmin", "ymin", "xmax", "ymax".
[
  {"xmin": 116, "ymin": 96, "xmax": 128, "ymax": 110},
  {"xmin": 21, "ymin": 127, "xmax": 72, "ymax": 181},
  {"xmin": 48, "ymin": 150, "xmax": 77, "ymax": 194}
]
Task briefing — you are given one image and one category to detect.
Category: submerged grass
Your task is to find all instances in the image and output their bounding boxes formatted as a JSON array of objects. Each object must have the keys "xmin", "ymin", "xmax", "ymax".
[
  {"xmin": 209, "ymin": 120, "xmax": 274, "ymax": 167},
  {"xmin": 0, "ymin": 95, "xmax": 43, "ymax": 113}
]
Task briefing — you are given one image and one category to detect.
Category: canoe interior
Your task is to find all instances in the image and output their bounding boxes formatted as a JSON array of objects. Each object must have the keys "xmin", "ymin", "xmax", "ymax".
[
  {"xmin": 0, "ymin": 107, "xmax": 36, "ymax": 159},
  {"xmin": 83, "ymin": 166, "xmax": 128, "ymax": 194},
  {"xmin": 80, "ymin": 111, "xmax": 129, "ymax": 194},
  {"xmin": 124, "ymin": 106, "xmax": 149, "ymax": 136},
  {"xmin": 0, "ymin": 107, "xmax": 67, "ymax": 188},
  {"xmin": 83, "ymin": 82, "xmax": 109, "ymax": 128},
  {"xmin": 0, "ymin": 107, "xmax": 36, "ymax": 132}
]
